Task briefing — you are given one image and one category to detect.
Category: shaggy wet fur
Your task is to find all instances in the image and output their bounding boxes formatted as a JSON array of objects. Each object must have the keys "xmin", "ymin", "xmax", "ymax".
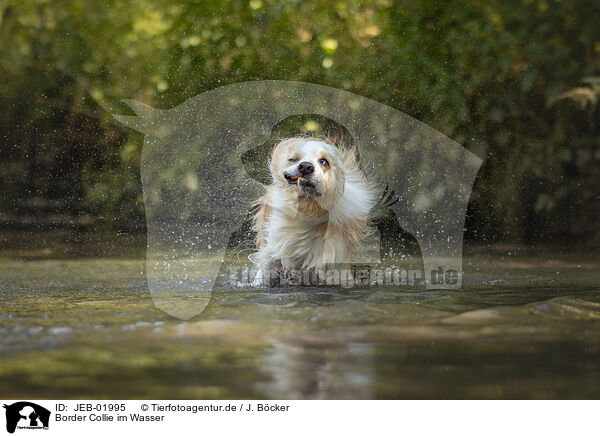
[{"xmin": 251, "ymin": 137, "xmax": 377, "ymax": 283}]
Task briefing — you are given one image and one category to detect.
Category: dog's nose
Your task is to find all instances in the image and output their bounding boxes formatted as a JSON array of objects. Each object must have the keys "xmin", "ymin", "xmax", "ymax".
[{"xmin": 298, "ymin": 161, "xmax": 314, "ymax": 176}]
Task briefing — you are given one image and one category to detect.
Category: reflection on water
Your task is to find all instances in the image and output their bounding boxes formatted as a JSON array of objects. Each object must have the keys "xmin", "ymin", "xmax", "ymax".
[{"xmin": 0, "ymin": 242, "xmax": 599, "ymax": 399}]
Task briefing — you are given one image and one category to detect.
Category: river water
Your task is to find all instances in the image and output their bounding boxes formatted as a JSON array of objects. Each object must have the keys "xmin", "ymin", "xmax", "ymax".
[{"xmin": 1, "ymin": 234, "xmax": 598, "ymax": 399}]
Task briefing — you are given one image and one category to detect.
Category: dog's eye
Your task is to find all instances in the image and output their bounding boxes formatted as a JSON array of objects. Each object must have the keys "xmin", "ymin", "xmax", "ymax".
[
  {"xmin": 288, "ymin": 157, "xmax": 299, "ymax": 163},
  {"xmin": 319, "ymin": 158, "xmax": 329, "ymax": 167}
]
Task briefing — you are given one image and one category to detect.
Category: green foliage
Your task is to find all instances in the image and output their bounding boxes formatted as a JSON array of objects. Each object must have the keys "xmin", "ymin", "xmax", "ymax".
[{"xmin": 0, "ymin": 0, "xmax": 598, "ymax": 242}]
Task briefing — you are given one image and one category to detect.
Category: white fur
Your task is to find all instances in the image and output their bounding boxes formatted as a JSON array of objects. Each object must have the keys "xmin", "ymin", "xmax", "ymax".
[{"xmin": 251, "ymin": 138, "xmax": 377, "ymax": 284}]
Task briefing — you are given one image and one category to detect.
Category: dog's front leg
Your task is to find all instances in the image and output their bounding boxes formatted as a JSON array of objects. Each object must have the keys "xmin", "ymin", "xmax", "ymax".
[{"xmin": 251, "ymin": 268, "xmax": 266, "ymax": 287}]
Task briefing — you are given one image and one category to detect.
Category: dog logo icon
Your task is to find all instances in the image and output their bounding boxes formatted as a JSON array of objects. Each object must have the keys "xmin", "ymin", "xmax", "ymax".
[{"xmin": 3, "ymin": 402, "xmax": 50, "ymax": 433}]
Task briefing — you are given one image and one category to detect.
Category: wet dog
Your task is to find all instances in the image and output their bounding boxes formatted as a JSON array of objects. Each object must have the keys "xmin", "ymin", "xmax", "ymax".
[{"xmin": 251, "ymin": 137, "xmax": 377, "ymax": 284}]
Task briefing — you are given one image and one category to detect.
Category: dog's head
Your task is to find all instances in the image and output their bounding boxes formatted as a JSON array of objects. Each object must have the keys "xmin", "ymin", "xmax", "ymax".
[{"xmin": 270, "ymin": 137, "xmax": 346, "ymax": 210}]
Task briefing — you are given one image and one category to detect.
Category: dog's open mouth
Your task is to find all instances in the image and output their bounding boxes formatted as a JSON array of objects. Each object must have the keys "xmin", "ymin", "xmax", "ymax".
[
  {"xmin": 286, "ymin": 175, "xmax": 313, "ymax": 188},
  {"xmin": 286, "ymin": 175, "xmax": 322, "ymax": 197}
]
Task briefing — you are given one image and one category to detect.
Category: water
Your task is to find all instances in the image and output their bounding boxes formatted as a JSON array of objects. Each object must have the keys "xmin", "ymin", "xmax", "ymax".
[{"xmin": 1, "ymin": 234, "xmax": 599, "ymax": 399}]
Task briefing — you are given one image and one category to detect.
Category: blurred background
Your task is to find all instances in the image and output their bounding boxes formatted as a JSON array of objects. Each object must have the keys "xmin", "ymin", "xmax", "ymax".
[
  {"xmin": 1, "ymin": 0, "xmax": 600, "ymax": 400},
  {"xmin": 0, "ymin": 0, "xmax": 598, "ymax": 247}
]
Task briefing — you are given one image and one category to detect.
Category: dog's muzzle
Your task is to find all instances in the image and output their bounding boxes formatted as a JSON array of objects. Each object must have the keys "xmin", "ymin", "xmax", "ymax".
[{"xmin": 283, "ymin": 169, "xmax": 321, "ymax": 197}]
